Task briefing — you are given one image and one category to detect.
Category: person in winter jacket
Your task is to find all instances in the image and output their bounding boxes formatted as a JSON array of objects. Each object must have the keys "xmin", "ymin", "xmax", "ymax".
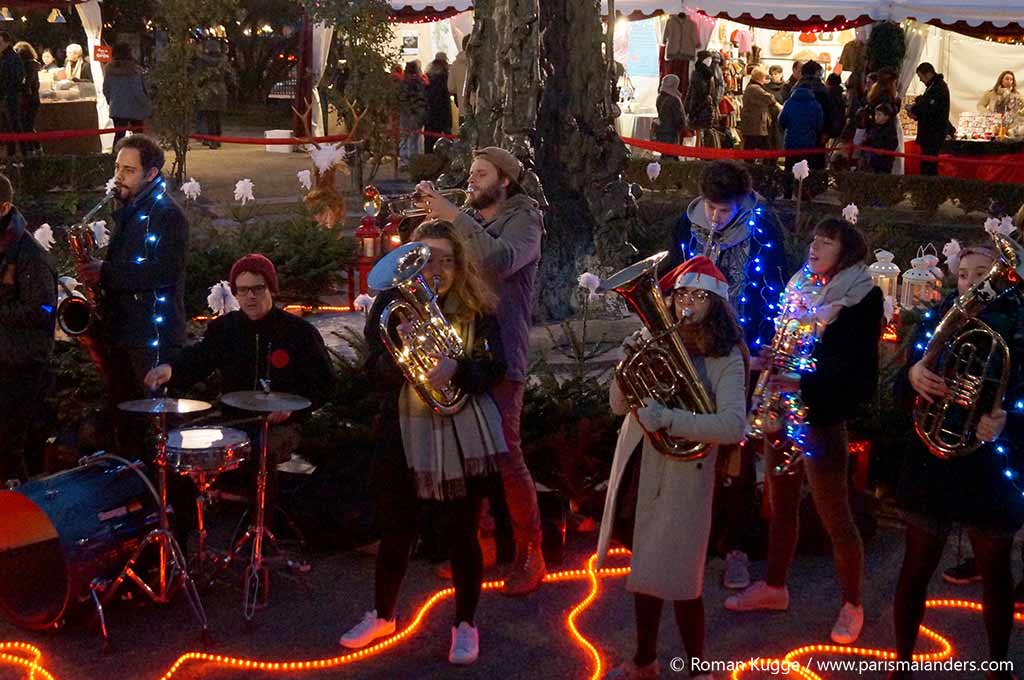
[
  {"xmin": 794, "ymin": 61, "xmax": 832, "ymax": 167},
  {"xmin": 655, "ymin": 74, "xmax": 686, "ymax": 159},
  {"xmin": 685, "ymin": 51, "xmax": 716, "ymax": 131},
  {"xmin": 13, "ymin": 42, "xmax": 39, "ymax": 155},
  {"xmin": 0, "ymin": 31, "xmax": 24, "ymax": 157},
  {"xmin": 741, "ymin": 67, "xmax": 781, "ymax": 150},
  {"xmin": 0, "ymin": 173, "xmax": 55, "ymax": 482},
  {"xmin": 863, "ymin": 103, "xmax": 898, "ymax": 174},
  {"xmin": 779, "ymin": 86, "xmax": 823, "ymax": 191},
  {"xmin": 909, "ymin": 63, "xmax": 951, "ymax": 176},
  {"xmin": 424, "ymin": 54, "xmax": 452, "ymax": 154},
  {"xmin": 195, "ymin": 39, "xmax": 234, "ymax": 149},
  {"xmin": 399, "ymin": 60, "xmax": 427, "ymax": 168},
  {"xmin": 103, "ymin": 43, "xmax": 152, "ymax": 145},
  {"xmin": 825, "ymin": 74, "xmax": 847, "ymax": 141}
]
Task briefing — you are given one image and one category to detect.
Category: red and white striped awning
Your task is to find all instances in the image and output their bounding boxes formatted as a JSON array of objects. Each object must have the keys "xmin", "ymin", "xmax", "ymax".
[{"xmin": 389, "ymin": 0, "xmax": 472, "ymax": 11}]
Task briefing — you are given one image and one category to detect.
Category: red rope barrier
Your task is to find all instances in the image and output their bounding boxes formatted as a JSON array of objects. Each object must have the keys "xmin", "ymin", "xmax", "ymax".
[{"xmin": 0, "ymin": 126, "xmax": 132, "ymax": 142}]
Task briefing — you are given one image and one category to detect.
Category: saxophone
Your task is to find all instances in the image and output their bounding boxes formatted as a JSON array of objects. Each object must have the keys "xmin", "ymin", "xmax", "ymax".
[
  {"xmin": 913, "ymin": 232, "xmax": 1024, "ymax": 459},
  {"xmin": 599, "ymin": 251, "xmax": 715, "ymax": 460},
  {"xmin": 747, "ymin": 268, "xmax": 825, "ymax": 474},
  {"xmin": 367, "ymin": 241, "xmax": 468, "ymax": 415},
  {"xmin": 56, "ymin": 194, "xmax": 115, "ymax": 336}
]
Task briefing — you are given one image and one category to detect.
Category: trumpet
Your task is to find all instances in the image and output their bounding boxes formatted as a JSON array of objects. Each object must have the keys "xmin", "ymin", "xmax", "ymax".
[
  {"xmin": 364, "ymin": 185, "xmax": 471, "ymax": 219},
  {"xmin": 56, "ymin": 193, "xmax": 115, "ymax": 336}
]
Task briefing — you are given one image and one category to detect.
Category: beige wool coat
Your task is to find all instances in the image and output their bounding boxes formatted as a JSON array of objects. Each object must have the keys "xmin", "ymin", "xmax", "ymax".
[
  {"xmin": 596, "ymin": 346, "xmax": 747, "ymax": 600},
  {"xmin": 741, "ymin": 81, "xmax": 781, "ymax": 137}
]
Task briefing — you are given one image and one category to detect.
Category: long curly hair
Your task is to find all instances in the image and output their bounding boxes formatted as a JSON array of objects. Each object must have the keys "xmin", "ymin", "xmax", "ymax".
[
  {"xmin": 411, "ymin": 220, "xmax": 498, "ymax": 321},
  {"xmin": 671, "ymin": 292, "xmax": 745, "ymax": 358}
]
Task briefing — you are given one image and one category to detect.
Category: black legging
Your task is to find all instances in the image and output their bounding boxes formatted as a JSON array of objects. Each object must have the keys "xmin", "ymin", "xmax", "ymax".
[
  {"xmin": 894, "ymin": 523, "xmax": 1016, "ymax": 674},
  {"xmin": 633, "ymin": 592, "xmax": 705, "ymax": 674},
  {"xmin": 374, "ymin": 492, "xmax": 484, "ymax": 626}
]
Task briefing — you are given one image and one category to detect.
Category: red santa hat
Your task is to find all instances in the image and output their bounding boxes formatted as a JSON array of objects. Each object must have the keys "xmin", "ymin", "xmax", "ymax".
[{"xmin": 669, "ymin": 256, "xmax": 730, "ymax": 300}]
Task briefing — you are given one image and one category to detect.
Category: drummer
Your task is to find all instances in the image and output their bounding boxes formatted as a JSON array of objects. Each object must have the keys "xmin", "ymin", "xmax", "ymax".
[{"xmin": 144, "ymin": 254, "xmax": 334, "ymax": 528}]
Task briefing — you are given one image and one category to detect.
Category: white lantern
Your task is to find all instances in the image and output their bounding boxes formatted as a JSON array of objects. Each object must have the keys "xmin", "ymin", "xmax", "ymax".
[
  {"xmin": 900, "ymin": 256, "xmax": 937, "ymax": 310},
  {"xmin": 868, "ymin": 249, "xmax": 900, "ymax": 299}
]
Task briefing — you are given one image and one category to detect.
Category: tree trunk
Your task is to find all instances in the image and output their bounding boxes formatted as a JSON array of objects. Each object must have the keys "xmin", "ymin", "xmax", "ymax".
[{"xmin": 442, "ymin": 0, "xmax": 637, "ymax": 321}]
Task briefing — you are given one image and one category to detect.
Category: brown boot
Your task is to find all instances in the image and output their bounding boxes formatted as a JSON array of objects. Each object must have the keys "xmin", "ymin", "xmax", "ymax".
[{"xmin": 501, "ymin": 538, "xmax": 546, "ymax": 596}]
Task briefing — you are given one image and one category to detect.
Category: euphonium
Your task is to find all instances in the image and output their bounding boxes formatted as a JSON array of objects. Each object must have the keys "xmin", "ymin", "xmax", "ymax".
[
  {"xmin": 56, "ymin": 193, "xmax": 115, "ymax": 336},
  {"xmin": 913, "ymin": 232, "xmax": 1024, "ymax": 459},
  {"xmin": 367, "ymin": 241, "xmax": 468, "ymax": 415},
  {"xmin": 599, "ymin": 251, "xmax": 714, "ymax": 460},
  {"xmin": 747, "ymin": 269, "xmax": 824, "ymax": 475}
]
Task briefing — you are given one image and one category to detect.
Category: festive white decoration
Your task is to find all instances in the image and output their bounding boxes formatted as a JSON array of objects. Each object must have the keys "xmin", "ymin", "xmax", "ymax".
[
  {"xmin": 646, "ymin": 162, "xmax": 662, "ymax": 182},
  {"xmin": 354, "ymin": 293, "xmax": 376, "ymax": 313},
  {"xmin": 58, "ymin": 275, "xmax": 79, "ymax": 293},
  {"xmin": 90, "ymin": 220, "xmax": 109, "ymax": 248},
  {"xmin": 308, "ymin": 143, "xmax": 346, "ymax": 174},
  {"xmin": 297, "ymin": 170, "xmax": 313, "ymax": 192},
  {"xmin": 234, "ymin": 178, "xmax": 255, "ymax": 205},
  {"xmin": 105, "ymin": 176, "xmax": 117, "ymax": 195},
  {"xmin": 942, "ymin": 239, "xmax": 962, "ymax": 273},
  {"xmin": 181, "ymin": 178, "xmax": 202, "ymax": 201},
  {"xmin": 883, "ymin": 296, "xmax": 895, "ymax": 322},
  {"xmin": 922, "ymin": 253, "xmax": 943, "ymax": 282},
  {"xmin": 984, "ymin": 216, "xmax": 1016, "ymax": 236},
  {"xmin": 792, "ymin": 160, "xmax": 810, "ymax": 181},
  {"xmin": 578, "ymin": 272, "xmax": 602, "ymax": 301},
  {"xmin": 33, "ymin": 223, "xmax": 54, "ymax": 251},
  {"xmin": 841, "ymin": 203, "xmax": 859, "ymax": 225},
  {"xmin": 206, "ymin": 281, "xmax": 239, "ymax": 316}
]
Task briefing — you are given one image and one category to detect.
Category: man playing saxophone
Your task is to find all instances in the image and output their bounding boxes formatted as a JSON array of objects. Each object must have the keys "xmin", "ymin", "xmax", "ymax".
[
  {"xmin": 889, "ymin": 241, "xmax": 1024, "ymax": 680},
  {"xmin": 0, "ymin": 173, "xmax": 56, "ymax": 484},
  {"xmin": 75, "ymin": 134, "xmax": 188, "ymax": 455}
]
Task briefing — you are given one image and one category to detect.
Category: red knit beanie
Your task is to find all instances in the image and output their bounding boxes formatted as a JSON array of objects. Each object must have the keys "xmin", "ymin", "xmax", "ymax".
[{"xmin": 230, "ymin": 253, "xmax": 279, "ymax": 294}]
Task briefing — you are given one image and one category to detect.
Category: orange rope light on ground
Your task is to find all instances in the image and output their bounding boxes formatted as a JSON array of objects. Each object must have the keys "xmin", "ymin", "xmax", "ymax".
[{"xmin": 1, "ymin": 553, "xmax": 1019, "ymax": 680}]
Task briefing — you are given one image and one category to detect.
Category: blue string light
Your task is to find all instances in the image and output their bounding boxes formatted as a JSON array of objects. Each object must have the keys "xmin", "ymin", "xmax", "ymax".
[{"xmin": 125, "ymin": 177, "xmax": 170, "ymax": 364}]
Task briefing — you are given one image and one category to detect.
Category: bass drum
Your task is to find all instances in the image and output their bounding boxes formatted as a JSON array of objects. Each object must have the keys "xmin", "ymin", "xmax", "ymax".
[{"xmin": 0, "ymin": 459, "xmax": 159, "ymax": 629}]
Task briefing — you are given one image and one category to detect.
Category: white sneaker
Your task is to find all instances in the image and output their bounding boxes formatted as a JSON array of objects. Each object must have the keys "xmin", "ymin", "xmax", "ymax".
[
  {"xmin": 724, "ymin": 580, "xmax": 789, "ymax": 611},
  {"xmin": 830, "ymin": 602, "xmax": 864, "ymax": 644},
  {"xmin": 339, "ymin": 610, "xmax": 396, "ymax": 649},
  {"xmin": 723, "ymin": 550, "xmax": 751, "ymax": 589},
  {"xmin": 448, "ymin": 622, "xmax": 479, "ymax": 665}
]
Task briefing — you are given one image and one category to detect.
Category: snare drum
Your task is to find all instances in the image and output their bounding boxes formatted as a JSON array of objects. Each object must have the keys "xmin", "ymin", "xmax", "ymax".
[
  {"xmin": 165, "ymin": 427, "xmax": 250, "ymax": 475},
  {"xmin": 0, "ymin": 459, "xmax": 159, "ymax": 629}
]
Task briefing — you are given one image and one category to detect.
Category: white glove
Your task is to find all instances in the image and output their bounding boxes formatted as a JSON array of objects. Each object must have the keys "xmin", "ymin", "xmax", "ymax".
[{"xmin": 635, "ymin": 397, "xmax": 673, "ymax": 432}]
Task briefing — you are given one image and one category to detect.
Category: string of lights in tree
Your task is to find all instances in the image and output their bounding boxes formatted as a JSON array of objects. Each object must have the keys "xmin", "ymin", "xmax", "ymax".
[{"xmin": 909, "ymin": 307, "xmax": 1024, "ymax": 498}]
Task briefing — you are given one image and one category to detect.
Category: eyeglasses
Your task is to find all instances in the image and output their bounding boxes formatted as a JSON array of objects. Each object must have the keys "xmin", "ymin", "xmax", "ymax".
[
  {"xmin": 673, "ymin": 289, "xmax": 711, "ymax": 304},
  {"xmin": 236, "ymin": 284, "xmax": 268, "ymax": 297}
]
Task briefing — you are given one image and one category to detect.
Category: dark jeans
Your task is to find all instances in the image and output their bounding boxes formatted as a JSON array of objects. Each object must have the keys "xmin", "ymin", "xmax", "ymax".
[
  {"xmin": 919, "ymin": 140, "xmax": 941, "ymax": 176},
  {"xmin": 0, "ymin": 362, "xmax": 49, "ymax": 483},
  {"xmin": 198, "ymin": 110, "xmax": 222, "ymax": 147},
  {"xmin": 18, "ymin": 104, "xmax": 39, "ymax": 155},
  {"xmin": 765, "ymin": 422, "xmax": 864, "ymax": 605},
  {"xmin": 1, "ymin": 102, "xmax": 22, "ymax": 156},
  {"xmin": 112, "ymin": 118, "xmax": 144, "ymax": 145}
]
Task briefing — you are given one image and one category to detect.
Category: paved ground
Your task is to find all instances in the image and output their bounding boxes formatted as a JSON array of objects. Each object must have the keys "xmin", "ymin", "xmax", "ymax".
[{"xmin": 0, "ymin": 516, "xmax": 1020, "ymax": 680}]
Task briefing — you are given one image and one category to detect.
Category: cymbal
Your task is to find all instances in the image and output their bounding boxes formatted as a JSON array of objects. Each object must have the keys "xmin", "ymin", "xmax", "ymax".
[
  {"xmin": 118, "ymin": 398, "xmax": 213, "ymax": 414},
  {"xmin": 221, "ymin": 391, "xmax": 312, "ymax": 413}
]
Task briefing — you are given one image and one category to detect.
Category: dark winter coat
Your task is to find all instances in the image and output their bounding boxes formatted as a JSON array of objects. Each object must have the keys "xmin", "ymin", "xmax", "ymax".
[
  {"xmin": 0, "ymin": 208, "xmax": 56, "ymax": 366},
  {"xmin": 424, "ymin": 71, "xmax": 452, "ymax": 135},
  {"xmin": 796, "ymin": 77, "xmax": 833, "ymax": 142},
  {"xmin": 168, "ymin": 306, "xmax": 334, "ymax": 420},
  {"xmin": 19, "ymin": 58, "xmax": 39, "ymax": 113},
  {"xmin": 685, "ymin": 61, "xmax": 715, "ymax": 128},
  {"xmin": 100, "ymin": 176, "xmax": 188, "ymax": 349},
  {"xmin": 909, "ymin": 73, "xmax": 951, "ymax": 151},
  {"xmin": 195, "ymin": 52, "xmax": 231, "ymax": 112},
  {"xmin": 398, "ymin": 74, "xmax": 427, "ymax": 127},
  {"xmin": 779, "ymin": 87, "xmax": 823, "ymax": 150},
  {"xmin": 826, "ymin": 83, "xmax": 846, "ymax": 138},
  {"xmin": 660, "ymin": 193, "xmax": 791, "ymax": 350},
  {"xmin": 895, "ymin": 290, "xmax": 1024, "ymax": 534},
  {"xmin": 800, "ymin": 286, "xmax": 884, "ymax": 426},
  {"xmin": 740, "ymin": 81, "xmax": 778, "ymax": 137},
  {"xmin": 0, "ymin": 46, "xmax": 24, "ymax": 111},
  {"xmin": 103, "ymin": 61, "xmax": 152, "ymax": 121},
  {"xmin": 864, "ymin": 118, "xmax": 898, "ymax": 173},
  {"xmin": 655, "ymin": 92, "xmax": 685, "ymax": 143}
]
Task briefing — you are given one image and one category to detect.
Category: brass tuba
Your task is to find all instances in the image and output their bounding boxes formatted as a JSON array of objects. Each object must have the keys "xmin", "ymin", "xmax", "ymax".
[
  {"xmin": 56, "ymin": 193, "xmax": 115, "ymax": 336},
  {"xmin": 367, "ymin": 241, "xmax": 468, "ymax": 415},
  {"xmin": 599, "ymin": 251, "xmax": 714, "ymax": 460},
  {"xmin": 913, "ymin": 232, "xmax": 1024, "ymax": 459}
]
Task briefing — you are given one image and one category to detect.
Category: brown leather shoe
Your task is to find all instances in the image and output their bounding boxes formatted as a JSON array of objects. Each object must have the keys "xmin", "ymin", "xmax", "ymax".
[{"xmin": 501, "ymin": 539, "xmax": 546, "ymax": 596}]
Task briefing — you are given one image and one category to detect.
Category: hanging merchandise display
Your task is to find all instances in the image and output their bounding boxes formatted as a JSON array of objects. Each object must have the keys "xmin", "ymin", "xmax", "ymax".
[{"xmin": 770, "ymin": 31, "xmax": 794, "ymax": 55}]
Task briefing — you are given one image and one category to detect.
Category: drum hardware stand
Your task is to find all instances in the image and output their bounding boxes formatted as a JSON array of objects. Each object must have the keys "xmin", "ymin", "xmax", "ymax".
[
  {"xmin": 87, "ymin": 408, "xmax": 210, "ymax": 651},
  {"xmin": 217, "ymin": 383, "xmax": 312, "ymax": 621}
]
